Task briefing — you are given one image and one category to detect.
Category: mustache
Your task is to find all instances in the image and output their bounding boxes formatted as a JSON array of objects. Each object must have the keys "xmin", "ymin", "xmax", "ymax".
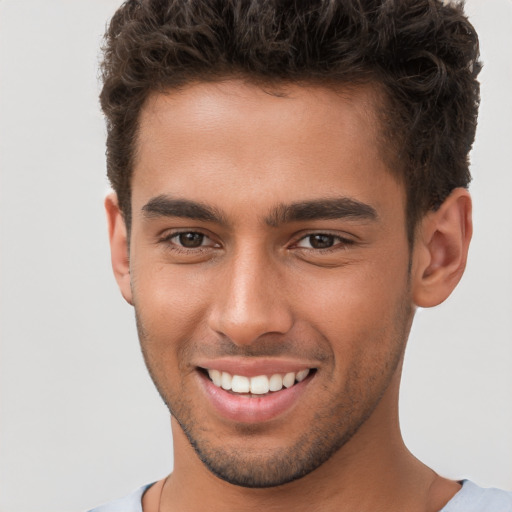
[
  {"xmin": 135, "ymin": 311, "xmax": 331, "ymax": 362},
  {"xmin": 180, "ymin": 334, "xmax": 332, "ymax": 363}
]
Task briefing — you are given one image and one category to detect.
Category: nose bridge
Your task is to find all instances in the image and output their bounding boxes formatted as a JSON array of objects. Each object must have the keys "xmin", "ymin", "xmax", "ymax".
[{"xmin": 209, "ymin": 242, "xmax": 293, "ymax": 345}]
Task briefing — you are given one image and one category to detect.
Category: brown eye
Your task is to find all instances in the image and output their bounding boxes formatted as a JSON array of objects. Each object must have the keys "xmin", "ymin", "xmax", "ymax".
[
  {"xmin": 178, "ymin": 232, "xmax": 205, "ymax": 248},
  {"xmin": 307, "ymin": 234, "xmax": 335, "ymax": 249},
  {"xmin": 295, "ymin": 233, "xmax": 353, "ymax": 251}
]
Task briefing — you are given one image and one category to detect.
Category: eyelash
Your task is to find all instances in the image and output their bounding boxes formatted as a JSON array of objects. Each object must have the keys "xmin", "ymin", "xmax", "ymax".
[
  {"xmin": 158, "ymin": 230, "xmax": 219, "ymax": 253},
  {"xmin": 292, "ymin": 233, "xmax": 355, "ymax": 252},
  {"xmin": 158, "ymin": 230, "xmax": 354, "ymax": 255}
]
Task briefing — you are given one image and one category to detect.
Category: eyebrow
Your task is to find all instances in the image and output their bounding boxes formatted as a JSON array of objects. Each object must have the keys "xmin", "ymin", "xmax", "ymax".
[
  {"xmin": 265, "ymin": 198, "xmax": 378, "ymax": 227},
  {"xmin": 141, "ymin": 194, "xmax": 377, "ymax": 227},
  {"xmin": 142, "ymin": 195, "xmax": 228, "ymax": 225}
]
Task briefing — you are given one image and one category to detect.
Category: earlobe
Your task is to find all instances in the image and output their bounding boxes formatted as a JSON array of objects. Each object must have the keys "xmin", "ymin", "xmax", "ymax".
[
  {"xmin": 412, "ymin": 188, "xmax": 472, "ymax": 308},
  {"xmin": 105, "ymin": 193, "xmax": 133, "ymax": 305}
]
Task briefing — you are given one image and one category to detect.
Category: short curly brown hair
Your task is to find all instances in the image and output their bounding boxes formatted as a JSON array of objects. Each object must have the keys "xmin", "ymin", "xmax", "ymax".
[{"xmin": 100, "ymin": 0, "xmax": 481, "ymax": 240}]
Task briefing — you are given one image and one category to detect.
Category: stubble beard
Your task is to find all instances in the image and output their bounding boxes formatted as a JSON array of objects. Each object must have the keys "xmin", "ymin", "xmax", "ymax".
[
  {"xmin": 174, "ymin": 393, "xmax": 368, "ymax": 488},
  {"xmin": 134, "ymin": 294, "xmax": 413, "ymax": 489}
]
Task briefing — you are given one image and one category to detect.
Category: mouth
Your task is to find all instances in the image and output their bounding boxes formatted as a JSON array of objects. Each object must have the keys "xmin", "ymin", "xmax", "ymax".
[
  {"xmin": 201, "ymin": 367, "xmax": 314, "ymax": 396},
  {"xmin": 196, "ymin": 363, "xmax": 317, "ymax": 423}
]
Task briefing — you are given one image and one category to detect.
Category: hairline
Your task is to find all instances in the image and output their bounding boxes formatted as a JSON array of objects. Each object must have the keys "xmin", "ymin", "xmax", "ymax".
[{"xmin": 123, "ymin": 75, "xmax": 417, "ymax": 242}]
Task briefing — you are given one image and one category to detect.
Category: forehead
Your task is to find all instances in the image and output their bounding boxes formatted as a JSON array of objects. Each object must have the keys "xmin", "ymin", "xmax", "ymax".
[
  {"xmin": 137, "ymin": 80, "xmax": 383, "ymax": 158},
  {"xmin": 132, "ymin": 80, "xmax": 403, "ymax": 222}
]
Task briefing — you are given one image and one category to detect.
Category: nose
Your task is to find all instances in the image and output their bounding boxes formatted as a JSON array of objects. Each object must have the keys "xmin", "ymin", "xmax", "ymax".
[{"xmin": 207, "ymin": 247, "xmax": 294, "ymax": 346}]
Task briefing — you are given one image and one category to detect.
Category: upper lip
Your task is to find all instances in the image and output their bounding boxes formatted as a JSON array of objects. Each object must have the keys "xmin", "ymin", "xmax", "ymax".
[{"xmin": 196, "ymin": 357, "xmax": 317, "ymax": 377}]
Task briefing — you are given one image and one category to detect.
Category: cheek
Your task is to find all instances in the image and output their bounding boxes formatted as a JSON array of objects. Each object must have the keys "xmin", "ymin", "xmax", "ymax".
[
  {"xmin": 131, "ymin": 262, "xmax": 212, "ymax": 350},
  {"xmin": 132, "ymin": 270, "xmax": 204, "ymax": 397},
  {"xmin": 294, "ymin": 259, "xmax": 411, "ymax": 357}
]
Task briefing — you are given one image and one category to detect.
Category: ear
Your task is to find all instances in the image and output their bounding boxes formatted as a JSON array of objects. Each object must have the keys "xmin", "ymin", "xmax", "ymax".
[
  {"xmin": 105, "ymin": 193, "xmax": 133, "ymax": 305},
  {"xmin": 412, "ymin": 188, "xmax": 472, "ymax": 308}
]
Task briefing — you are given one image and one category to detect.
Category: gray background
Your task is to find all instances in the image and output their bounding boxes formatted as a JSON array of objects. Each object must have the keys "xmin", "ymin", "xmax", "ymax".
[{"xmin": 0, "ymin": 1, "xmax": 511, "ymax": 511}]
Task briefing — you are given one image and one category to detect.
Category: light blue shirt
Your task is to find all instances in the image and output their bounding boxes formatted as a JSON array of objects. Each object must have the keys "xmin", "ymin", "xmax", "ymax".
[
  {"xmin": 88, "ymin": 480, "xmax": 512, "ymax": 511},
  {"xmin": 440, "ymin": 480, "xmax": 512, "ymax": 511}
]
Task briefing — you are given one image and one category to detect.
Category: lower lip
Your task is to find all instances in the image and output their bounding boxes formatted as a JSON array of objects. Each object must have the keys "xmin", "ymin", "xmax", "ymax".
[{"xmin": 198, "ymin": 371, "xmax": 313, "ymax": 423}]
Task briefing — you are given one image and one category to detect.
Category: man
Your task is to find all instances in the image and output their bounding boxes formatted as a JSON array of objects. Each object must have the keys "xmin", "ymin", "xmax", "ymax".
[{"xmin": 91, "ymin": 0, "xmax": 512, "ymax": 510}]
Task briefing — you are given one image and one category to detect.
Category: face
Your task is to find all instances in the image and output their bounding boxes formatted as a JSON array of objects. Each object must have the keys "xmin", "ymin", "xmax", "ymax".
[{"xmin": 121, "ymin": 81, "xmax": 415, "ymax": 487}]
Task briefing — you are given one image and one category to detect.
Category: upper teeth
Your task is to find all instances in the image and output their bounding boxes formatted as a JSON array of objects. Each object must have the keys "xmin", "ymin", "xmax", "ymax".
[{"xmin": 207, "ymin": 369, "xmax": 310, "ymax": 394}]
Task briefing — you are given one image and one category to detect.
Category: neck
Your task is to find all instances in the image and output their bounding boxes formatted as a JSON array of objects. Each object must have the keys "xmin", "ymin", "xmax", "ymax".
[{"xmin": 158, "ymin": 373, "xmax": 459, "ymax": 512}]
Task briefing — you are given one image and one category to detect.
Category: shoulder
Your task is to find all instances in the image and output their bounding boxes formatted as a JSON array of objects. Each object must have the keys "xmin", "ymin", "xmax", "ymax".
[
  {"xmin": 87, "ymin": 483, "xmax": 154, "ymax": 512},
  {"xmin": 441, "ymin": 480, "xmax": 512, "ymax": 512}
]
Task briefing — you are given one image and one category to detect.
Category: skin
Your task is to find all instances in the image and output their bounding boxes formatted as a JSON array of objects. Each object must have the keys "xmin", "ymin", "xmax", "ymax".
[{"xmin": 107, "ymin": 80, "xmax": 472, "ymax": 511}]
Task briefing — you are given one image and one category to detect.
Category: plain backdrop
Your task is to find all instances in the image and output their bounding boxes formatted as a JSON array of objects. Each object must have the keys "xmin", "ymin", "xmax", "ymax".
[{"xmin": 0, "ymin": 1, "xmax": 511, "ymax": 511}]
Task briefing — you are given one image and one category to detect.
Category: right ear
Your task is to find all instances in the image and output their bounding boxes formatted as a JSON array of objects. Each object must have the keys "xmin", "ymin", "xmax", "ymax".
[{"xmin": 105, "ymin": 193, "xmax": 133, "ymax": 305}]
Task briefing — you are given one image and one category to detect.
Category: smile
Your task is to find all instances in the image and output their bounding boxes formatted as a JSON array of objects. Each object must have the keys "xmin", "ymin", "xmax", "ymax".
[
  {"xmin": 206, "ymin": 368, "xmax": 311, "ymax": 395},
  {"xmin": 197, "ymin": 362, "xmax": 316, "ymax": 423}
]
